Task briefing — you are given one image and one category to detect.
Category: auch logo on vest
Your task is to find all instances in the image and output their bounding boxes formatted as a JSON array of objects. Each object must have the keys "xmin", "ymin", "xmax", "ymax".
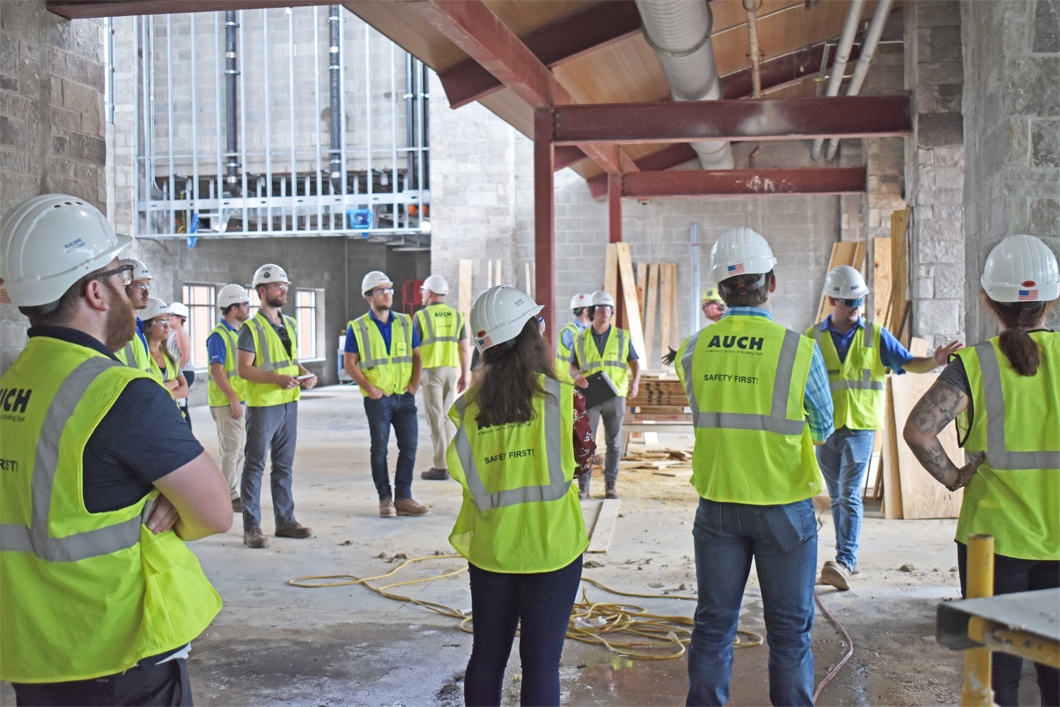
[
  {"xmin": 433, "ymin": 310, "xmax": 454, "ymax": 318},
  {"xmin": 0, "ymin": 386, "xmax": 32, "ymax": 423},
  {"xmin": 705, "ymin": 333, "xmax": 766, "ymax": 355}
]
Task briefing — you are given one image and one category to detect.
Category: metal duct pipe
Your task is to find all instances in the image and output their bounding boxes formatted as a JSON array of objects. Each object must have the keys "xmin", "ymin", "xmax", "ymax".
[
  {"xmin": 421, "ymin": 60, "xmax": 430, "ymax": 190},
  {"xmin": 405, "ymin": 53, "xmax": 415, "ymax": 187},
  {"xmin": 743, "ymin": 0, "xmax": 762, "ymax": 98},
  {"xmin": 224, "ymin": 11, "xmax": 240, "ymax": 196},
  {"xmin": 811, "ymin": 0, "xmax": 865, "ymax": 161},
  {"xmin": 823, "ymin": 0, "xmax": 895, "ymax": 161},
  {"xmin": 635, "ymin": 0, "xmax": 733, "ymax": 170},
  {"xmin": 328, "ymin": 5, "xmax": 343, "ymax": 193}
]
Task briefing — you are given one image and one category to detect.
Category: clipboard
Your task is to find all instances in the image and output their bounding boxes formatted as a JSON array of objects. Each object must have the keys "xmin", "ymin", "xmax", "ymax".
[{"xmin": 581, "ymin": 371, "xmax": 620, "ymax": 409}]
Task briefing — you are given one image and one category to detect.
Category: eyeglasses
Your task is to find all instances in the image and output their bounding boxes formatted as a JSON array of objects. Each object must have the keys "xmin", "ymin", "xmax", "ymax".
[
  {"xmin": 94, "ymin": 263, "xmax": 135, "ymax": 287},
  {"xmin": 130, "ymin": 281, "xmax": 150, "ymax": 292},
  {"xmin": 371, "ymin": 287, "xmax": 394, "ymax": 296},
  {"xmin": 268, "ymin": 283, "xmax": 289, "ymax": 292}
]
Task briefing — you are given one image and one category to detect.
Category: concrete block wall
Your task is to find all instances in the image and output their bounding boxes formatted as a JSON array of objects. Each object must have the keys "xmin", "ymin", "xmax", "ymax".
[{"xmin": 0, "ymin": 1, "xmax": 107, "ymax": 375}]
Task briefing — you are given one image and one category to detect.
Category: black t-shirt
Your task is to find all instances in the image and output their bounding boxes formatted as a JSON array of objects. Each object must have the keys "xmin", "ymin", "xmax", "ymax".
[{"xmin": 27, "ymin": 327, "xmax": 205, "ymax": 513}]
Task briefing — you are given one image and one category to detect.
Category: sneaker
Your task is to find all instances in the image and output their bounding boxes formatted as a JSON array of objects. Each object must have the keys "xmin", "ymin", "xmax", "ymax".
[
  {"xmin": 605, "ymin": 484, "xmax": 619, "ymax": 500},
  {"xmin": 420, "ymin": 468, "xmax": 450, "ymax": 480},
  {"xmin": 819, "ymin": 560, "xmax": 860, "ymax": 590},
  {"xmin": 243, "ymin": 528, "xmax": 270, "ymax": 549},
  {"xmin": 395, "ymin": 497, "xmax": 430, "ymax": 516},
  {"xmin": 231, "ymin": 498, "xmax": 242, "ymax": 513},
  {"xmin": 275, "ymin": 521, "xmax": 313, "ymax": 538},
  {"xmin": 379, "ymin": 499, "xmax": 397, "ymax": 517},
  {"xmin": 578, "ymin": 475, "xmax": 590, "ymax": 500}
]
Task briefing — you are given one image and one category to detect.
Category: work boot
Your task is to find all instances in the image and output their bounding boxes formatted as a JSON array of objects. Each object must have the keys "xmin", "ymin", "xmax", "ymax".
[
  {"xmin": 605, "ymin": 483, "xmax": 619, "ymax": 500},
  {"xmin": 379, "ymin": 499, "xmax": 397, "ymax": 518},
  {"xmin": 421, "ymin": 468, "xmax": 450, "ymax": 480},
  {"xmin": 819, "ymin": 560, "xmax": 860, "ymax": 590},
  {"xmin": 275, "ymin": 521, "xmax": 313, "ymax": 538},
  {"xmin": 577, "ymin": 474, "xmax": 590, "ymax": 500},
  {"xmin": 395, "ymin": 497, "xmax": 430, "ymax": 516},
  {"xmin": 231, "ymin": 497, "xmax": 242, "ymax": 513},
  {"xmin": 243, "ymin": 528, "xmax": 270, "ymax": 549}
]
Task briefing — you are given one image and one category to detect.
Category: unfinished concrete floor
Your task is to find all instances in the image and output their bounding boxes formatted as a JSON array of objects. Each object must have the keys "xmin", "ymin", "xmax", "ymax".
[{"xmin": 2, "ymin": 384, "xmax": 1046, "ymax": 706}]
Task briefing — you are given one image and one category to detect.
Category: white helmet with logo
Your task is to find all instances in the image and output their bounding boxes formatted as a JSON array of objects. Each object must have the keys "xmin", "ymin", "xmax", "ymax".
[
  {"xmin": 361, "ymin": 270, "xmax": 392, "ymax": 296},
  {"xmin": 421, "ymin": 274, "xmax": 449, "ymax": 296},
  {"xmin": 0, "ymin": 194, "xmax": 132, "ymax": 308},
  {"xmin": 252, "ymin": 263, "xmax": 290, "ymax": 288},
  {"xmin": 982, "ymin": 234, "xmax": 1059, "ymax": 303},
  {"xmin": 141, "ymin": 296, "xmax": 170, "ymax": 322},
  {"xmin": 469, "ymin": 285, "xmax": 543, "ymax": 352},
  {"xmin": 710, "ymin": 227, "xmax": 777, "ymax": 284},
  {"xmin": 118, "ymin": 257, "xmax": 153, "ymax": 282},
  {"xmin": 218, "ymin": 284, "xmax": 250, "ymax": 309},
  {"xmin": 589, "ymin": 290, "xmax": 615, "ymax": 308},
  {"xmin": 167, "ymin": 302, "xmax": 189, "ymax": 318},
  {"xmin": 570, "ymin": 292, "xmax": 592, "ymax": 310},
  {"xmin": 823, "ymin": 265, "xmax": 870, "ymax": 299}
]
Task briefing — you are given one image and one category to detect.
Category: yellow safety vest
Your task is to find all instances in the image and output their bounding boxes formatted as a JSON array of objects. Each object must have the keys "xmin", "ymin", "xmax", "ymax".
[
  {"xmin": 148, "ymin": 347, "xmax": 181, "ymax": 396},
  {"xmin": 954, "ymin": 333, "xmax": 1060, "ymax": 560},
  {"xmin": 806, "ymin": 318, "xmax": 886, "ymax": 430},
  {"xmin": 348, "ymin": 312, "xmax": 414, "ymax": 397},
  {"xmin": 115, "ymin": 326, "xmax": 161, "ymax": 383},
  {"xmin": 0, "ymin": 337, "xmax": 221, "ymax": 683},
  {"xmin": 242, "ymin": 311, "xmax": 301, "ymax": 408},
  {"xmin": 207, "ymin": 322, "xmax": 247, "ymax": 407},
  {"xmin": 446, "ymin": 375, "xmax": 587, "ymax": 573},
  {"xmin": 677, "ymin": 315, "xmax": 823, "ymax": 505},
  {"xmin": 555, "ymin": 321, "xmax": 583, "ymax": 384},
  {"xmin": 415, "ymin": 304, "xmax": 464, "ymax": 369},
  {"xmin": 575, "ymin": 325, "xmax": 633, "ymax": 397}
]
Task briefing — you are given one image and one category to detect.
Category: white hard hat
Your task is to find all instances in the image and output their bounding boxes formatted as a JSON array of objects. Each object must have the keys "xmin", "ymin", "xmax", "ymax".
[
  {"xmin": 167, "ymin": 302, "xmax": 189, "ymax": 318},
  {"xmin": 421, "ymin": 274, "xmax": 449, "ymax": 295},
  {"xmin": 469, "ymin": 285, "xmax": 543, "ymax": 352},
  {"xmin": 252, "ymin": 263, "xmax": 290, "ymax": 288},
  {"xmin": 570, "ymin": 293, "xmax": 592, "ymax": 310},
  {"xmin": 982, "ymin": 235, "xmax": 1059, "ymax": 303},
  {"xmin": 217, "ymin": 283, "xmax": 250, "ymax": 309},
  {"xmin": 141, "ymin": 297, "xmax": 170, "ymax": 322},
  {"xmin": 0, "ymin": 194, "xmax": 132, "ymax": 307},
  {"xmin": 589, "ymin": 290, "xmax": 615, "ymax": 307},
  {"xmin": 823, "ymin": 265, "xmax": 870, "ymax": 299},
  {"xmin": 362, "ymin": 270, "xmax": 392, "ymax": 296},
  {"xmin": 119, "ymin": 257, "xmax": 153, "ymax": 282},
  {"xmin": 710, "ymin": 227, "xmax": 777, "ymax": 284}
]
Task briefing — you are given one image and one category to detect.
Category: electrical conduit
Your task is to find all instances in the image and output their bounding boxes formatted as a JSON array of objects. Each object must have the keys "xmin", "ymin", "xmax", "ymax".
[{"xmin": 810, "ymin": 0, "xmax": 865, "ymax": 161}]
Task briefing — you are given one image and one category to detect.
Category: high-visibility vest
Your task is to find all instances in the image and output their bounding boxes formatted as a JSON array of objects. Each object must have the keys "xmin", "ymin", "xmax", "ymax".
[
  {"xmin": 0, "ymin": 337, "xmax": 222, "ymax": 683},
  {"xmin": 148, "ymin": 347, "xmax": 181, "ymax": 396},
  {"xmin": 954, "ymin": 333, "xmax": 1059, "ymax": 560},
  {"xmin": 677, "ymin": 315, "xmax": 823, "ymax": 505},
  {"xmin": 207, "ymin": 322, "xmax": 247, "ymax": 407},
  {"xmin": 242, "ymin": 311, "xmax": 301, "ymax": 407},
  {"xmin": 115, "ymin": 326, "xmax": 160, "ymax": 382},
  {"xmin": 415, "ymin": 304, "xmax": 463, "ymax": 369},
  {"xmin": 348, "ymin": 312, "xmax": 415, "ymax": 397},
  {"xmin": 575, "ymin": 325, "xmax": 633, "ymax": 397},
  {"xmin": 555, "ymin": 322, "xmax": 583, "ymax": 384},
  {"xmin": 446, "ymin": 375, "xmax": 587, "ymax": 573},
  {"xmin": 806, "ymin": 318, "xmax": 886, "ymax": 430}
]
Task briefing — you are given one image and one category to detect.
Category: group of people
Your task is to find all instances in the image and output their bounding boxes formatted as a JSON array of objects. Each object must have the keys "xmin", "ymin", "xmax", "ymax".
[{"xmin": 0, "ymin": 194, "xmax": 1056, "ymax": 707}]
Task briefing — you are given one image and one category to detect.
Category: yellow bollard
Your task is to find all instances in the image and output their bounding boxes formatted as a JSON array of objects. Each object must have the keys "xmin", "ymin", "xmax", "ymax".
[{"xmin": 962, "ymin": 534, "xmax": 995, "ymax": 707}]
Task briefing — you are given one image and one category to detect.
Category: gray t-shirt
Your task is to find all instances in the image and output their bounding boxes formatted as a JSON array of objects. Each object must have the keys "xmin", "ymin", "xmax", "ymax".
[{"xmin": 237, "ymin": 312, "xmax": 293, "ymax": 358}]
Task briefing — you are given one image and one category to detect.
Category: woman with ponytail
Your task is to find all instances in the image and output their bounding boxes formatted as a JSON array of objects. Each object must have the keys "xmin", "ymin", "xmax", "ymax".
[{"xmin": 904, "ymin": 234, "xmax": 1059, "ymax": 707}]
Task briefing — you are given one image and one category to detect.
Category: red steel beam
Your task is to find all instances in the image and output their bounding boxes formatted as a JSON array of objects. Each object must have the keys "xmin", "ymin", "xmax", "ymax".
[
  {"xmin": 534, "ymin": 109, "xmax": 556, "ymax": 344},
  {"xmin": 621, "ymin": 167, "xmax": 867, "ymax": 198},
  {"xmin": 553, "ymin": 95, "xmax": 912, "ymax": 144},
  {"xmin": 587, "ymin": 144, "xmax": 699, "ymax": 198},
  {"xmin": 608, "ymin": 174, "xmax": 624, "ymax": 325},
  {"xmin": 48, "ymin": 0, "xmax": 328, "ymax": 19}
]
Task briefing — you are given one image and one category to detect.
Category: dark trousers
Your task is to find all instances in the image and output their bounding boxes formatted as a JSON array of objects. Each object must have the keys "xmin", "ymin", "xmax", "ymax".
[
  {"xmin": 12, "ymin": 658, "xmax": 192, "ymax": 706},
  {"xmin": 957, "ymin": 542, "xmax": 1060, "ymax": 707},
  {"xmin": 241, "ymin": 402, "xmax": 299, "ymax": 533},
  {"xmin": 464, "ymin": 556, "xmax": 582, "ymax": 706},
  {"xmin": 363, "ymin": 392, "xmax": 418, "ymax": 501}
]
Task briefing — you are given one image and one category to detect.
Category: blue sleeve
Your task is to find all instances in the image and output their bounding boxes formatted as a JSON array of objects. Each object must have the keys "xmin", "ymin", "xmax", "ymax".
[
  {"xmin": 206, "ymin": 332, "xmax": 227, "ymax": 366},
  {"xmin": 803, "ymin": 343, "xmax": 835, "ymax": 443},
  {"xmin": 560, "ymin": 328, "xmax": 574, "ymax": 351},
  {"xmin": 344, "ymin": 324, "xmax": 359, "ymax": 354},
  {"xmin": 411, "ymin": 322, "xmax": 421, "ymax": 349},
  {"xmin": 879, "ymin": 326, "xmax": 914, "ymax": 373}
]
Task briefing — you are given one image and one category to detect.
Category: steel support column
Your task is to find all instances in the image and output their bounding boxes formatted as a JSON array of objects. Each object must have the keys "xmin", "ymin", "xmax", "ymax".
[{"xmin": 534, "ymin": 109, "xmax": 556, "ymax": 347}]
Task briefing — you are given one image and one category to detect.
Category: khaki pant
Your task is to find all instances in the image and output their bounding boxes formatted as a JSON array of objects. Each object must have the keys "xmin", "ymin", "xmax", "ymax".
[
  {"xmin": 210, "ymin": 405, "xmax": 246, "ymax": 500},
  {"xmin": 422, "ymin": 366, "xmax": 458, "ymax": 470}
]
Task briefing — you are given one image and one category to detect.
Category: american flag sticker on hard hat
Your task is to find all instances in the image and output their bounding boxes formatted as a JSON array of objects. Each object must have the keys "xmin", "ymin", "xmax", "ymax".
[
  {"xmin": 1018, "ymin": 289, "xmax": 1038, "ymax": 300},
  {"xmin": 727, "ymin": 264, "xmax": 745, "ymax": 275},
  {"xmin": 478, "ymin": 335, "xmax": 493, "ymax": 348}
]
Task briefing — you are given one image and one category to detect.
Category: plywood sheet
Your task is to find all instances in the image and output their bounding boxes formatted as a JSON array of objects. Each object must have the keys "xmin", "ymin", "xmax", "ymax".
[
  {"xmin": 881, "ymin": 377, "xmax": 904, "ymax": 519},
  {"xmin": 636, "ymin": 262, "xmax": 648, "ymax": 321},
  {"xmin": 615, "ymin": 243, "xmax": 647, "ymax": 360},
  {"xmin": 873, "ymin": 237, "xmax": 892, "ymax": 325},
  {"xmin": 644, "ymin": 264, "xmax": 659, "ymax": 369}
]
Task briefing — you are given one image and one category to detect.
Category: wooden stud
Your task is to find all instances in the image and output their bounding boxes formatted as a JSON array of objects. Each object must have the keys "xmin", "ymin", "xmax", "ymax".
[
  {"xmin": 525, "ymin": 262, "xmax": 533, "ymax": 297},
  {"xmin": 586, "ymin": 499, "xmax": 621, "ymax": 553},
  {"xmin": 636, "ymin": 262, "xmax": 648, "ymax": 322},
  {"xmin": 487, "ymin": 261, "xmax": 494, "ymax": 288},
  {"xmin": 615, "ymin": 242, "xmax": 646, "ymax": 360},
  {"xmin": 671, "ymin": 264, "xmax": 680, "ymax": 348},
  {"xmin": 873, "ymin": 237, "xmax": 892, "ymax": 324},
  {"xmin": 644, "ymin": 264, "xmax": 659, "ymax": 370},
  {"xmin": 458, "ymin": 259, "xmax": 474, "ymax": 323},
  {"xmin": 495, "ymin": 259, "xmax": 502, "ymax": 285},
  {"xmin": 660, "ymin": 263, "xmax": 675, "ymax": 358},
  {"xmin": 605, "ymin": 243, "xmax": 618, "ymax": 298}
]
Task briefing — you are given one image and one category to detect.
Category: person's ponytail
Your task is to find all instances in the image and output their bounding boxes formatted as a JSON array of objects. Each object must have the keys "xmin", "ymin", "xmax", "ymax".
[{"xmin": 983, "ymin": 294, "xmax": 1054, "ymax": 376}]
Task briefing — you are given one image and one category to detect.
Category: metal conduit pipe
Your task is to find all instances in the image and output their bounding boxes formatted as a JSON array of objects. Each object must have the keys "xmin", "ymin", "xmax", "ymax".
[
  {"xmin": 743, "ymin": 0, "xmax": 762, "ymax": 98},
  {"xmin": 421, "ymin": 59, "xmax": 430, "ymax": 190},
  {"xmin": 328, "ymin": 5, "xmax": 343, "ymax": 193},
  {"xmin": 810, "ymin": 0, "xmax": 865, "ymax": 161},
  {"xmin": 224, "ymin": 11, "xmax": 240, "ymax": 196},
  {"xmin": 635, "ymin": 0, "xmax": 733, "ymax": 170},
  {"xmin": 823, "ymin": 0, "xmax": 895, "ymax": 161},
  {"xmin": 405, "ymin": 53, "xmax": 415, "ymax": 188}
]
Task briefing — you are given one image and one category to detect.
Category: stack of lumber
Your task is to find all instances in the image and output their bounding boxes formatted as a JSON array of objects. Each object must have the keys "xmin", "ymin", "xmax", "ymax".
[
  {"xmin": 620, "ymin": 447, "xmax": 693, "ymax": 477},
  {"xmin": 626, "ymin": 378, "xmax": 690, "ymax": 422}
]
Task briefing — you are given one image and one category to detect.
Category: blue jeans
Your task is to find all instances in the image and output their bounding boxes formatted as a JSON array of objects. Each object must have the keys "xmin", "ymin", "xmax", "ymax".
[
  {"xmin": 363, "ymin": 392, "xmax": 418, "ymax": 501},
  {"xmin": 815, "ymin": 427, "xmax": 876, "ymax": 570},
  {"xmin": 687, "ymin": 498, "xmax": 817, "ymax": 706},
  {"xmin": 464, "ymin": 556, "xmax": 582, "ymax": 706}
]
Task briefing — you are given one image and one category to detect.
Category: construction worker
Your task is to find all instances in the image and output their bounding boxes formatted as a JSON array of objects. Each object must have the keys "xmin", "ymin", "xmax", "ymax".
[
  {"xmin": 448, "ymin": 285, "xmax": 596, "ymax": 706},
  {"xmin": 905, "ymin": 234, "xmax": 1059, "ymax": 707},
  {"xmin": 113, "ymin": 256, "xmax": 158, "ymax": 380},
  {"xmin": 701, "ymin": 287, "xmax": 726, "ymax": 323},
  {"xmin": 569, "ymin": 289, "xmax": 641, "ymax": 499},
  {"xmin": 810, "ymin": 265, "xmax": 961, "ymax": 591},
  {"xmin": 142, "ymin": 297, "xmax": 190, "ymax": 402},
  {"xmin": 0, "ymin": 195, "xmax": 231, "ymax": 704},
  {"xmin": 344, "ymin": 271, "xmax": 429, "ymax": 518},
  {"xmin": 237, "ymin": 263, "xmax": 316, "ymax": 549},
  {"xmin": 676, "ymin": 227, "xmax": 834, "ymax": 706},
  {"xmin": 413, "ymin": 275, "xmax": 469, "ymax": 481},
  {"xmin": 556, "ymin": 292, "xmax": 592, "ymax": 382},
  {"xmin": 167, "ymin": 301, "xmax": 195, "ymax": 425},
  {"xmin": 208, "ymin": 284, "xmax": 251, "ymax": 512}
]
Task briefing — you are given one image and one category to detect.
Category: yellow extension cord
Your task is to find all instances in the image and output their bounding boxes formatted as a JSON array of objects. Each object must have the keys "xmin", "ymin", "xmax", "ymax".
[{"xmin": 290, "ymin": 554, "xmax": 764, "ymax": 661}]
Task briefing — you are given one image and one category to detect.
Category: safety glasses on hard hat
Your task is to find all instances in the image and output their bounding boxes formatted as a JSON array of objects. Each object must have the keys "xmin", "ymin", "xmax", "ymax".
[{"xmin": 840, "ymin": 298, "xmax": 864, "ymax": 309}]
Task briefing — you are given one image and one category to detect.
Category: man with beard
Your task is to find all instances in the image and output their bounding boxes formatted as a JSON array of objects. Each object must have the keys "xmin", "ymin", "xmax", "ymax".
[
  {"xmin": 0, "ymin": 195, "xmax": 232, "ymax": 705},
  {"xmin": 114, "ymin": 257, "xmax": 159, "ymax": 381},
  {"xmin": 207, "ymin": 284, "xmax": 252, "ymax": 512},
  {"xmin": 236, "ymin": 264, "xmax": 317, "ymax": 548}
]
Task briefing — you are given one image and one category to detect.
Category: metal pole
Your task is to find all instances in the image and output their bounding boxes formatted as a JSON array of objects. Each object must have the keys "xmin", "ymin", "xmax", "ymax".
[
  {"xmin": 690, "ymin": 223, "xmax": 700, "ymax": 336},
  {"xmin": 214, "ymin": 12, "xmax": 223, "ymax": 227},
  {"xmin": 190, "ymin": 13, "xmax": 199, "ymax": 224},
  {"xmin": 328, "ymin": 5, "xmax": 342, "ymax": 194},
  {"xmin": 132, "ymin": 18, "xmax": 140, "ymax": 238},
  {"xmin": 405, "ymin": 53, "xmax": 415, "ymax": 189},
  {"xmin": 313, "ymin": 6, "xmax": 323, "ymax": 231},
  {"xmin": 421, "ymin": 60, "xmax": 429, "ymax": 192},
  {"xmin": 165, "ymin": 15, "xmax": 176, "ymax": 235},
  {"xmin": 263, "ymin": 9, "xmax": 272, "ymax": 233},
  {"xmin": 146, "ymin": 17, "xmax": 155, "ymax": 235},
  {"xmin": 338, "ymin": 7, "xmax": 348, "ymax": 230},
  {"xmin": 962, "ymin": 534, "xmax": 995, "ymax": 707},
  {"xmin": 288, "ymin": 8, "xmax": 297, "ymax": 232},
  {"xmin": 390, "ymin": 42, "xmax": 398, "ymax": 233},
  {"xmin": 238, "ymin": 10, "xmax": 248, "ymax": 229},
  {"xmin": 811, "ymin": 0, "xmax": 865, "ymax": 160},
  {"xmin": 104, "ymin": 17, "xmax": 114, "ymax": 124},
  {"xmin": 365, "ymin": 23, "xmax": 373, "ymax": 213},
  {"xmin": 224, "ymin": 10, "xmax": 240, "ymax": 196}
]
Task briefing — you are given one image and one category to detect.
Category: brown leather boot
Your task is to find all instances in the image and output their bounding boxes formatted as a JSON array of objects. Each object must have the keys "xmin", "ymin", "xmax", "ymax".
[
  {"xmin": 243, "ymin": 528, "xmax": 270, "ymax": 549},
  {"xmin": 420, "ymin": 468, "xmax": 450, "ymax": 480},
  {"xmin": 275, "ymin": 521, "xmax": 313, "ymax": 538},
  {"xmin": 379, "ymin": 499, "xmax": 397, "ymax": 517},
  {"xmin": 395, "ymin": 497, "xmax": 430, "ymax": 516},
  {"xmin": 605, "ymin": 483, "xmax": 619, "ymax": 500}
]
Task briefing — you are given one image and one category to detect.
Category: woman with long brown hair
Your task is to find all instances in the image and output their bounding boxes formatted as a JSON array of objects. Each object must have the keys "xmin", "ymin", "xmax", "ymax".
[
  {"xmin": 142, "ymin": 297, "xmax": 190, "ymax": 402},
  {"xmin": 904, "ymin": 234, "xmax": 1059, "ymax": 706},
  {"xmin": 447, "ymin": 285, "xmax": 595, "ymax": 706}
]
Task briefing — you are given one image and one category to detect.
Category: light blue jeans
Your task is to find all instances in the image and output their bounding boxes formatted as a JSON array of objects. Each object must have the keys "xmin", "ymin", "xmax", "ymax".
[{"xmin": 816, "ymin": 427, "xmax": 876, "ymax": 570}]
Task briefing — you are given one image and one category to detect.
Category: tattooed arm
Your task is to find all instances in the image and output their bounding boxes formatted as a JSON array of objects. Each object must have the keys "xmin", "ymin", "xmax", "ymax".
[{"xmin": 902, "ymin": 380, "xmax": 982, "ymax": 489}]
